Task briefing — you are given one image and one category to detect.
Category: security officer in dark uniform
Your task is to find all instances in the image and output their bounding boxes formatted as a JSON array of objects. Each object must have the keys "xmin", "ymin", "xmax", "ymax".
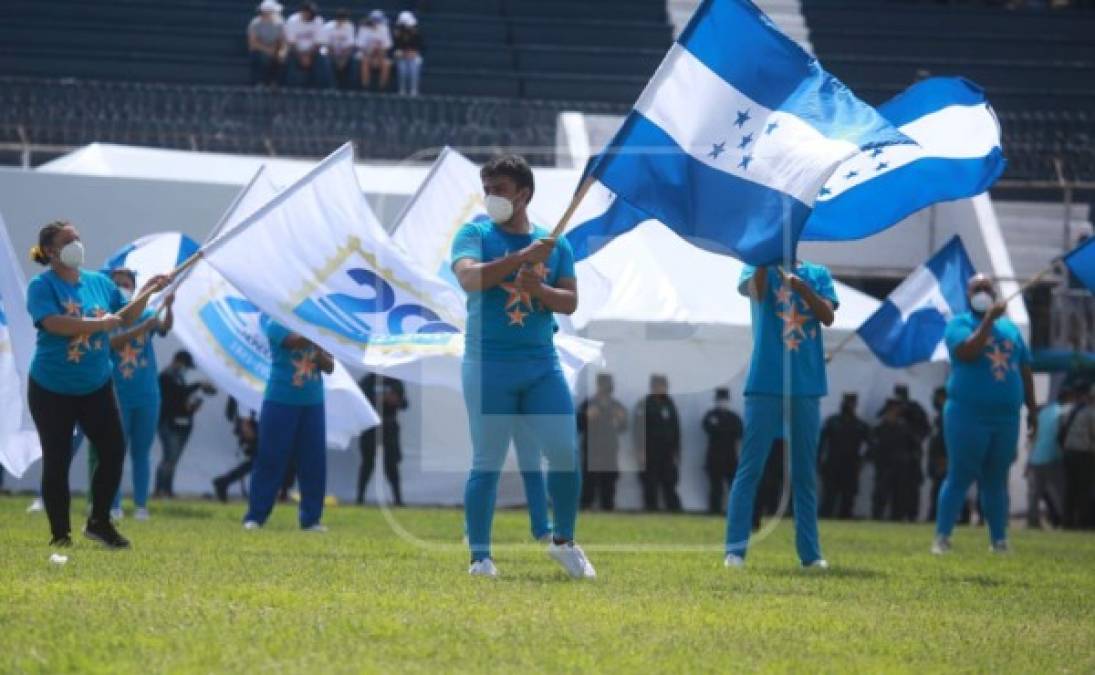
[
  {"xmin": 871, "ymin": 398, "xmax": 923, "ymax": 520},
  {"xmin": 633, "ymin": 374, "xmax": 682, "ymax": 512},
  {"xmin": 577, "ymin": 373, "xmax": 628, "ymax": 511},
  {"xmin": 819, "ymin": 392, "xmax": 871, "ymax": 519},
  {"xmin": 357, "ymin": 374, "xmax": 408, "ymax": 506},
  {"xmin": 702, "ymin": 388, "xmax": 743, "ymax": 515}
]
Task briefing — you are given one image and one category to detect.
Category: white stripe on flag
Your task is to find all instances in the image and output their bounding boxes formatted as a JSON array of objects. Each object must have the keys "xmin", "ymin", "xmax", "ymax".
[
  {"xmin": 634, "ymin": 43, "xmax": 860, "ymax": 205},
  {"xmin": 887, "ymin": 264, "xmax": 952, "ymax": 323}
]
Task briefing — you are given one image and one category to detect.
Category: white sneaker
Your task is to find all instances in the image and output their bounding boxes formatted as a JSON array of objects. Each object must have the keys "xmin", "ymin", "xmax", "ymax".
[
  {"xmin": 724, "ymin": 553, "xmax": 745, "ymax": 568},
  {"xmin": 27, "ymin": 497, "xmax": 44, "ymax": 513},
  {"xmin": 302, "ymin": 524, "xmax": 328, "ymax": 533},
  {"xmin": 134, "ymin": 508, "xmax": 150, "ymax": 522},
  {"xmin": 931, "ymin": 536, "xmax": 952, "ymax": 555},
  {"xmin": 990, "ymin": 540, "xmax": 1010, "ymax": 554},
  {"xmin": 110, "ymin": 508, "xmax": 125, "ymax": 522},
  {"xmin": 243, "ymin": 520, "xmax": 262, "ymax": 530},
  {"xmin": 547, "ymin": 541, "xmax": 596, "ymax": 579},
  {"xmin": 468, "ymin": 558, "xmax": 500, "ymax": 578},
  {"xmin": 803, "ymin": 559, "xmax": 830, "ymax": 570}
]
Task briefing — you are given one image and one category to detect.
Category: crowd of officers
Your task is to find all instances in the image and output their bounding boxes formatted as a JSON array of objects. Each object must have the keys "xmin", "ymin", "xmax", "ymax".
[{"xmin": 579, "ymin": 374, "xmax": 987, "ymax": 522}]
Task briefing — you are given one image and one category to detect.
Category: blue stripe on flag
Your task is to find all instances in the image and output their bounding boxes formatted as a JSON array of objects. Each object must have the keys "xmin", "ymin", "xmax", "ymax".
[
  {"xmin": 857, "ymin": 301, "xmax": 949, "ymax": 368},
  {"xmin": 177, "ymin": 235, "xmax": 200, "ymax": 267},
  {"xmin": 1064, "ymin": 236, "xmax": 1095, "ymax": 293},
  {"xmin": 877, "ymin": 77, "xmax": 989, "ymax": 127},
  {"xmin": 593, "ymin": 112, "xmax": 812, "ymax": 264},
  {"xmin": 925, "ymin": 235, "xmax": 975, "ymax": 315},
  {"xmin": 102, "ymin": 242, "xmax": 137, "ymax": 273}
]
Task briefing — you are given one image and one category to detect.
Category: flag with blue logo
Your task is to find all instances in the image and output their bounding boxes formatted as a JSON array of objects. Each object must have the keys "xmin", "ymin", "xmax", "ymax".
[
  {"xmin": 1063, "ymin": 235, "xmax": 1095, "ymax": 293},
  {"xmin": 0, "ymin": 210, "xmax": 42, "ymax": 477},
  {"xmin": 857, "ymin": 236, "xmax": 975, "ymax": 367},
  {"xmin": 585, "ymin": 0, "xmax": 913, "ymax": 266},
  {"xmin": 802, "ymin": 77, "xmax": 1005, "ymax": 241},
  {"xmin": 111, "ymin": 184, "xmax": 379, "ymax": 448}
]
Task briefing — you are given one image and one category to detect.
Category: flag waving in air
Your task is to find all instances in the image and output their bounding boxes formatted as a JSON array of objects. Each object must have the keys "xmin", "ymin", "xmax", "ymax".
[
  {"xmin": 585, "ymin": 0, "xmax": 912, "ymax": 266},
  {"xmin": 803, "ymin": 77, "xmax": 1006, "ymax": 241},
  {"xmin": 1063, "ymin": 234, "xmax": 1095, "ymax": 294},
  {"xmin": 857, "ymin": 236, "xmax": 976, "ymax": 367}
]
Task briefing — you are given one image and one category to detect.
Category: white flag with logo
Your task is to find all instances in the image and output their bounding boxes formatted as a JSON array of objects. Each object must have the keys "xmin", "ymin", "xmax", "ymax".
[
  {"xmin": 115, "ymin": 173, "xmax": 379, "ymax": 447},
  {"xmin": 0, "ymin": 211, "xmax": 42, "ymax": 477}
]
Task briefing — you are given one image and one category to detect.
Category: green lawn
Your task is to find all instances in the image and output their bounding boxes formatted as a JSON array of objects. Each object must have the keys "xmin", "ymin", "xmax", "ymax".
[{"xmin": 2, "ymin": 495, "xmax": 1093, "ymax": 673}]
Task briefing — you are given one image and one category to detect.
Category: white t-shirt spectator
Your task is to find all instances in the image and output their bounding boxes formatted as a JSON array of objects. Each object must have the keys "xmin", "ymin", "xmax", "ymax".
[
  {"xmin": 285, "ymin": 12, "xmax": 327, "ymax": 52},
  {"xmin": 356, "ymin": 22, "xmax": 393, "ymax": 53},
  {"xmin": 324, "ymin": 20, "xmax": 357, "ymax": 59}
]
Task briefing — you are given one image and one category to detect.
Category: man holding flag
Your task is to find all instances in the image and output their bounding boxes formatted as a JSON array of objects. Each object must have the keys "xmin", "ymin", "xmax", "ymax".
[{"xmin": 450, "ymin": 155, "xmax": 594, "ymax": 579}]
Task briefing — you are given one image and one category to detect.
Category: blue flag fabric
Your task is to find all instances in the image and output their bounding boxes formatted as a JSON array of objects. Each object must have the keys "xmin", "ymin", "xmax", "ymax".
[
  {"xmin": 857, "ymin": 236, "xmax": 976, "ymax": 368},
  {"xmin": 802, "ymin": 77, "xmax": 1006, "ymax": 241},
  {"xmin": 584, "ymin": 0, "xmax": 912, "ymax": 266},
  {"xmin": 1063, "ymin": 236, "xmax": 1095, "ymax": 294}
]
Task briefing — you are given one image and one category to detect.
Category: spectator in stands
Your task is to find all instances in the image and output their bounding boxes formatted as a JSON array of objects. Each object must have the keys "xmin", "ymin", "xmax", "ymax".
[
  {"xmin": 284, "ymin": 2, "xmax": 333, "ymax": 89},
  {"xmin": 392, "ymin": 11, "xmax": 424, "ymax": 96},
  {"xmin": 1062, "ymin": 382, "xmax": 1095, "ymax": 528},
  {"xmin": 154, "ymin": 350, "xmax": 217, "ymax": 498},
  {"xmin": 1026, "ymin": 388, "xmax": 1070, "ymax": 528},
  {"xmin": 577, "ymin": 373, "xmax": 628, "ymax": 511},
  {"xmin": 357, "ymin": 10, "xmax": 393, "ymax": 91},
  {"xmin": 325, "ymin": 8, "xmax": 358, "ymax": 90},
  {"xmin": 248, "ymin": 1, "xmax": 285, "ymax": 87}
]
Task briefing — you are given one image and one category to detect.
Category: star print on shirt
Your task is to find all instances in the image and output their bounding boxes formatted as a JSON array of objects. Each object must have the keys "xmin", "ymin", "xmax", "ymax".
[
  {"xmin": 500, "ymin": 282, "xmax": 532, "ymax": 310},
  {"xmin": 63, "ymin": 299, "xmax": 82, "ymax": 317},
  {"xmin": 986, "ymin": 339, "xmax": 1013, "ymax": 382},
  {"xmin": 784, "ymin": 334, "xmax": 802, "ymax": 352},
  {"xmin": 117, "ymin": 343, "xmax": 141, "ymax": 370},
  {"xmin": 291, "ymin": 350, "xmax": 318, "ymax": 387},
  {"xmin": 507, "ymin": 306, "xmax": 528, "ymax": 327},
  {"xmin": 775, "ymin": 285, "xmax": 793, "ymax": 306},
  {"xmin": 778, "ymin": 304, "xmax": 809, "ymax": 340}
]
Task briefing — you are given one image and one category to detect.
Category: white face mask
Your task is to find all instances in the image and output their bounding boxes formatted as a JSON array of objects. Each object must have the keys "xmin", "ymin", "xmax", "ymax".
[
  {"xmin": 484, "ymin": 194, "xmax": 514, "ymax": 224},
  {"xmin": 58, "ymin": 240, "xmax": 85, "ymax": 269},
  {"xmin": 970, "ymin": 291, "xmax": 994, "ymax": 313}
]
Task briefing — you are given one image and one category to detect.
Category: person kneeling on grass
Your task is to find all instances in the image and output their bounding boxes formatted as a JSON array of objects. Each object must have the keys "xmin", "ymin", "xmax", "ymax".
[
  {"xmin": 243, "ymin": 320, "xmax": 333, "ymax": 532},
  {"xmin": 932, "ymin": 274, "xmax": 1035, "ymax": 555},
  {"xmin": 451, "ymin": 154, "xmax": 594, "ymax": 579},
  {"xmin": 724, "ymin": 262, "xmax": 837, "ymax": 570}
]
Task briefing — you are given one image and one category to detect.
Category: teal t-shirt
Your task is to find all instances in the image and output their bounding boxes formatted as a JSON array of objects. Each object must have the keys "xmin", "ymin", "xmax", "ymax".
[
  {"xmin": 450, "ymin": 220, "xmax": 576, "ymax": 361},
  {"xmin": 945, "ymin": 313, "xmax": 1030, "ymax": 417},
  {"xmin": 27, "ymin": 269, "xmax": 125, "ymax": 396},
  {"xmin": 110, "ymin": 307, "xmax": 161, "ymax": 409},
  {"xmin": 740, "ymin": 262, "xmax": 838, "ymax": 398},
  {"xmin": 264, "ymin": 320, "xmax": 324, "ymax": 406},
  {"xmin": 1028, "ymin": 402, "xmax": 1062, "ymax": 465}
]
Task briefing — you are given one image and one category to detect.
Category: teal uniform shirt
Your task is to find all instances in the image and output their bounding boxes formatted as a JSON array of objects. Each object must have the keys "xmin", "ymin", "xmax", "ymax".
[
  {"xmin": 739, "ymin": 262, "xmax": 839, "ymax": 398},
  {"xmin": 944, "ymin": 312, "xmax": 1030, "ymax": 417},
  {"xmin": 263, "ymin": 320, "xmax": 325, "ymax": 406},
  {"xmin": 27, "ymin": 269, "xmax": 125, "ymax": 395},
  {"xmin": 111, "ymin": 307, "xmax": 161, "ymax": 408},
  {"xmin": 450, "ymin": 220, "xmax": 576, "ymax": 362}
]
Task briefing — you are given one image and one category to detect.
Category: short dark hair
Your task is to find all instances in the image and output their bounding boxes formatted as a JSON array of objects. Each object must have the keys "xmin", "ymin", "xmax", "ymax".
[
  {"xmin": 174, "ymin": 350, "xmax": 195, "ymax": 368},
  {"xmin": 715, "ymin": 388, "xmax": 729, "ymax": 400},
  {"xmin": 480, "ymin": 154, "xmax": 534, "ymax": 198}
]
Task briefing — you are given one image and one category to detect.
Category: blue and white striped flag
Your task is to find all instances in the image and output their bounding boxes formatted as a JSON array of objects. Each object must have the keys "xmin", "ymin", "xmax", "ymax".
[
  {"xmin": 103, "ymin": 232, "xmax": 199, "ymax": 287},
  {"xmin": 1063, "ymin": 235, "xmax": 1095, "ymax": 293},
  {"xmin": 585, "ymin": 0, "xmax": 912, "ymax": 266},
  {"xmin": 0, "ymin": 210, "xmax": 41, "ymax": 477},
  {"xmin": 803, "ymin": 77, "xmax": 1005, "ymax": 241},
  {"xmin": 857, "ymin": 236, "xmax": 975, "ymax": 368}
]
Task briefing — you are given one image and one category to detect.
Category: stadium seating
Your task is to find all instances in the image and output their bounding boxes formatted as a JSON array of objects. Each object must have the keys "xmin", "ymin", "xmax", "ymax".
[{"xmin": 802, "ymin": 0, "xmax": 1095, "ymax": 186}]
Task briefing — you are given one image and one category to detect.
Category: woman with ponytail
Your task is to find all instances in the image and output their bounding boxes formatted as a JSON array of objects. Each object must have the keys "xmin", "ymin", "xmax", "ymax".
[{"xmin": 26, "ymin": 221, "xmax": 168, "ymax": 549}]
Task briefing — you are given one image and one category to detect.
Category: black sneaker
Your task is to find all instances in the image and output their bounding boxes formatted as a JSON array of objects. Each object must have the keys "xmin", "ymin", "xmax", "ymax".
[
  {"xmin": 83, "ymin": 519, "xmax": 131, "ymax": 549},
  {"xmin": 49, "ymin": 535, "xmax": 73, "ymax": 548}
]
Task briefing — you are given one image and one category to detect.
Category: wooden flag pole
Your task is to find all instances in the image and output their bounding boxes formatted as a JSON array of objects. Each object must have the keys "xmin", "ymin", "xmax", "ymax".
[
  {"xmin": 1002, "ymin": 261, "xmax": 1058, "ymax": 303},
  {"xmin": 549, "ymin": 176, "xmax": 595, "ymax": 240},
  {"xmin": 825, "ymin": 330, "xmax": 857, "ymax": 363}
]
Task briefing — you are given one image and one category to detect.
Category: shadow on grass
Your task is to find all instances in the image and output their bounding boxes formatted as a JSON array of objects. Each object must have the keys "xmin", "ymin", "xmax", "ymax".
[
  {"xmin": 152, "ymin": 504, "xmax": 215, "ymax": 520},
  {"xmin": 945, "ymin": 573, "xmax": 1023, "ymax": 589},
  {"xmin": 758, "ymin": 565, "xmax": 889, "ymax": 581}
]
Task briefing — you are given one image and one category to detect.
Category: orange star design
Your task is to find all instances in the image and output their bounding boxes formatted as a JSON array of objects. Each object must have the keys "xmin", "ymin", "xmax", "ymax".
[
  {"xmin": 500, "ymin": 282, "xmax": 532, "ymax": 309},
  {"xmin": 775, "ymin": 285, "xmax": 793, "ymax": 306},
  {"xmin": 531, "ymin": 263, "xmax": 550, "ymax": 279},
  {"xmin": 70, "ymin": 333, "xmax": 91, "ymax": 352},
  {"xmin": 778, "ymin": 303, "xmax": 808, "ymax": 339},
  {"xmin": 291, "ymin": 351, "xmax": 318, "ymax": 387},
  {"xmin": 67, "ymin": 347, "xmax": 83, "ymax": 363},
  {"xmin": 784, "ymin": 334, "xmax": 802, "ymax": 352},
  {"xmin": 507, "ymin": 306, "xmax": 528, "ymax": 327},
  {"xmin": 120, "ymin": 365, "xmax": 135, "ymax": 380},
  {"xmin": 63, "ymin": 299, "xmax": 82, "ymax": 317},
  {"xmin": 986, "ymin": 343, "xmax": 1011, "ymax": 376},
  {"xmin": 118, "ymin": 343, "xmax": 141, "ymax": 369}
]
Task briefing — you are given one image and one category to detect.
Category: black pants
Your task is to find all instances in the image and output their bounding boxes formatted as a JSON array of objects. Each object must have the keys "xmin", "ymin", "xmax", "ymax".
[
  {"xmin": 28, "ymin": 379, "xmax": 125, "ymax": 539},
  {"xmin": 641, "ymin": 456, "xmax": 681, "ymax": 512},
  {"xmin": 820, "ymin": 474, "xmax": 858, "ymax": 519},
  {"xmin": 707, "ymin": 468, "xmax": 732, "ymax": 515},
  {"xmin": 581, "ymin": 470, "xmax": 619, "ymax": 511},
  {"xmin": 1064, "ymin": 451, "xmax": 1095, "ymax": 529},
  {"xmin": 214, "ymin": 458, "xmax": 254, "ymax": 495},
  {"xmin": 357, "ymin": 430, "xmax": 402, "ymax": 505}
]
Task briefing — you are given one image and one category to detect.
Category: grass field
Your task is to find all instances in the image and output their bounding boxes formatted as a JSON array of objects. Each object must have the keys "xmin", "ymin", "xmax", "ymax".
[{"xmin": 2, "ymin": 496, "xmax": 1094, "ymax": 673}]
